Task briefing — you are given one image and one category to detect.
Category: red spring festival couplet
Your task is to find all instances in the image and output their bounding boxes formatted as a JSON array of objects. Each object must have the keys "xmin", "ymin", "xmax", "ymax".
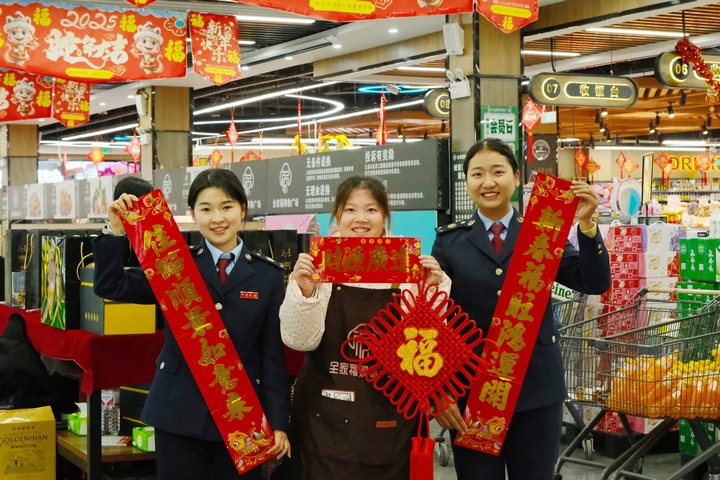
[
  {"xmin": 343, "ymin": 281, "xmax": 497, "ymax": 480},
  {"xmin": 52, "ymin": 78, "xmax": 90, "ymax": 127},
  {"xmin": 455, "ymin": 174, "xmax": 579, "ymax": 455},
  {"xmin": 120, "ymin": 190, "xmax": 274, "ymax": 474},
  {"xmin": 0, "ymin": 2, "xmax": 186, "ymax": 83},
  {"xmin": 478, "ymin": 0, "xmax": 539, "ymax": 34},
  {"xmin": 230, "ymin": 0, "xmax": 473, "ymax": 22},
  {"xmin": 0, "ymin": 69, "xmax": 52, "ymax": 121},
  {"xmin": 309, "ymin": 237, "xmax": 422, "ymax": 284},
  {"xmin": 189, "ymin": 12, "xmax": 241, "ymax": 86}
]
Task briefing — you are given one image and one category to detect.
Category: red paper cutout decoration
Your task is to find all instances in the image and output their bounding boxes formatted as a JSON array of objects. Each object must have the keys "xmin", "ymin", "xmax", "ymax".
[
  {"xmin": 676, "ymin": 36, "xmax": 720, "ymax": 97},
  {"xmin": 574, "ymin": 148, "xmax": 589, "ymax": 180},
  {"xmin": 226, "ymin": 115, "xmax": 238, "ymax": 162},
  {"xmin": 87, "ymin": 145, "xmax": 104, "ymax": 165},
  {"xmin": 376, "ymin": 89, "xmax": 389, "ymax": 145},
  {"xmin": 615, "ymin": 152, "xmax": 627, "ymax": 178},
  {"xmin": 585, "ymin": 158, "xmax": 601, "ymax": 184},
  {"xmin": 125, "ymin": 132, "xmax": 141, "ymax": 163},
  {"xmin": 522, "ymin": 99, "xmax": 544, "ymax": 163},
  {"xmin": 125, "ymin": 0, "xmax": 158, "ymax": 7},
  {"xmin": 696, "ymin": 151, "xmax": 713, "ymax": 187},
  {"xmin": 343, "ymin": 283, "xmax": 496, "ymax": 480}
]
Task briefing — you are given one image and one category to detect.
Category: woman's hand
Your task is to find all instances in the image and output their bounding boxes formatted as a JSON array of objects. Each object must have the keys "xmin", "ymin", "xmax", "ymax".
[
  {"xmin": 292, "ymin": 253, "xmax": 317, "ymax": 298},
  {"xmin": 267, "ymin": 429, "xmax": 291, "ymax": 460},
  {"xmin": 106, "ymin": 193, "xmax": 139, "ymax": 234},
  {"xmin": 433, "ymin": 396, "xmax": 468, "ymax": 434},
  {"xmin": 570, "ymin": 181, "xmax": 600, "ymax": 231},
  {"xmin": 419, "ymin": 255, "xmax": 444, "ymax": 285}
]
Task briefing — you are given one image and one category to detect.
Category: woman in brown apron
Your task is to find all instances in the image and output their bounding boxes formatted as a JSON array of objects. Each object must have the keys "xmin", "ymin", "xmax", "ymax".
[{"xmin": 280, "ymin": 175, "xmax": 450, "ymax": 480}]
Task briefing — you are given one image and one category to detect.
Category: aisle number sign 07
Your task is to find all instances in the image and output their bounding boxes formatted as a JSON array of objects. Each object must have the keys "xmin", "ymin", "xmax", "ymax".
[
  {"xmin": 528, "ymin": 73, "xmax": 639, "ymax": 108},
  {"xmin": 655, "ymin": 51, "xmax": 720, "ymax": 89}
]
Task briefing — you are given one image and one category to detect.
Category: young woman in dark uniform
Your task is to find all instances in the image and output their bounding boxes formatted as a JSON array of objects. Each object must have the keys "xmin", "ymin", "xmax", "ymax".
[
  {"xmin": 280, "ymin": 175, "xmax": 449, "ymax": 480},
  {"xmin": 432, "ymin": 138, "xmax": 611, "ymax": 480},
  {"xmin": 92, "ymin": 169, "xmax": 290, "ymax": 480}
]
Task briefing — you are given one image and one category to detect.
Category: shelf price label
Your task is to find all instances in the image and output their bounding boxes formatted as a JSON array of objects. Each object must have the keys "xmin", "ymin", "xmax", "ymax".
[
  {"xmin": 655, "ymin": 51, "xmax": 720, "ymax": 89},
  {"xmin": 528, "ymin": 73, "xmax": 638, "ymax": 108}
]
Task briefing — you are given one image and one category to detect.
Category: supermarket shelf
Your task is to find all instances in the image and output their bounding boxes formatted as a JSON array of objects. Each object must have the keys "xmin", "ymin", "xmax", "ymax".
[{"xmin": 57, "ymin": 430, "xmax": 155, "ymax": 470}]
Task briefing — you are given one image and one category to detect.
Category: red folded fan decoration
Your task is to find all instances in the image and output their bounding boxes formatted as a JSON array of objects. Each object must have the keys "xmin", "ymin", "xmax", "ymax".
[{"xmin": 342, "ymin": 283, "xmax": 497, "ymax": 480}]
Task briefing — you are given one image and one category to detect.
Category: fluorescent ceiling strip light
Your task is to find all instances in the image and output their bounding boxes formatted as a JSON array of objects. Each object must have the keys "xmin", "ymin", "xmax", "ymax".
[
  {"xmin": 61, "ymin": 123, "xmax": 138, "ymax": 141},
  {"xmin": 194, "ymin": 82, "xmax": 337, "ymax": 116},
  {"xmin": 194, "ymin": 95, "xmax": 344, "ymax": 125},
  {"xmin": 397, "ymin": 66, "xmax": 446, "ymax": 73},
  {"xmin": 191, "ymin": 131, "xmax": 223, "ymax": 136},
  {"xmin": 187, "ymin": 38, "xmax": 256, "ymax": 45},
  {"xmin": 522, "ymin": 50, "xmax": 581, "ymax": 58},
  {"xmin": 662, "ymin": 140, "xmax": 709, "ymax": 146},
  {"xmin": 40, "ymin": 140, "xmax": 130, "ymax": 148},
  {"xmin": 235, "ymin": 14, "xmax": 315, "ymax": 24},
  {"xmin": 237, "ymin": 99, "xmax": 424, "ymax": 135},
  {"xmin": 586, "ymin": 27, "xmax": 685, "ymax": 38},
  {"xmin": 195, "ymin": 145, "xmax": 299, "ymax": 151}
]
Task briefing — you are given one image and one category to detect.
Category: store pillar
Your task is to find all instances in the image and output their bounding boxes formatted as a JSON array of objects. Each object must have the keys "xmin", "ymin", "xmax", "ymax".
[
  {"xmin": 2, "ymin": 124, "xmax": 38, "ymax": 186},
  {"xmin": 142, "ymin": 86, "xmax": 191, "ymax": 177}
]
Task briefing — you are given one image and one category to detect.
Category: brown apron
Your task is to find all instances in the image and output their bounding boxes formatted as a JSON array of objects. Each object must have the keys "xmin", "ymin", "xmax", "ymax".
[{"xmin": 291, "ymin": 284, "xmax": 417, "ymax": 480}]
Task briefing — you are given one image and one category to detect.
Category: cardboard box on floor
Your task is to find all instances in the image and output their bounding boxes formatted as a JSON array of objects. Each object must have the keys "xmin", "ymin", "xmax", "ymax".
[{"xmin": 0, "ymin": 406, "xmax": 55, "ymax": 480}]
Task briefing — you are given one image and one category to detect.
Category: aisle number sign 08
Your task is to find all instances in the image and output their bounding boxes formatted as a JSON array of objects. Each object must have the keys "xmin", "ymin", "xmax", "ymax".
[
  {"xmin": 528, "ymin": 73, "xmax": 639, "ymax": 108},
  {"xmin": 655, "ymin": 51, "xmax": 720, "ymax": 89}
]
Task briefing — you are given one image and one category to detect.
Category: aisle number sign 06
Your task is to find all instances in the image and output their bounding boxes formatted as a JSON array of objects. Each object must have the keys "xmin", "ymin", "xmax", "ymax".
[
  {"xmin": 528, "ymin": 73, "xmax": 639, "ymax": 108},
  {"xmin": 655, "ymin": 51, "xmax": 720, "ymax": 89}
]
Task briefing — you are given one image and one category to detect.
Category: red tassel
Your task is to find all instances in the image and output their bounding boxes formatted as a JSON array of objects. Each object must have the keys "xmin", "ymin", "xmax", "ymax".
[
  {"xmin": 410, "ymin": 436, "xmax": 435, "ymax": 480},
  {"xmin": 410, "ymin": 437, "xmax": 422, "ymax": 480},
  {"xmin": 527, "ymin": 131, "xmax": 534, "ymax": 163}
]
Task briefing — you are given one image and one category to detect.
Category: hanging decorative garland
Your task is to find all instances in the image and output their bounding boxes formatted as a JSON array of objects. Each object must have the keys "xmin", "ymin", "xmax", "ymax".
[{"xmin": 675, "ymin": 36, "xmax": 720, "ymax": 96}]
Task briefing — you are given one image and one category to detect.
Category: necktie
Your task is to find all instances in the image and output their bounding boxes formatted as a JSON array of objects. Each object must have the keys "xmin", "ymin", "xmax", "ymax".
[
  {"xmin": 217, "ymin": 255, "xmax": 233, "ymax": 285},
  {"xmin": 490, "ymin": 222, "xmax": 505, "ymax": 257}
]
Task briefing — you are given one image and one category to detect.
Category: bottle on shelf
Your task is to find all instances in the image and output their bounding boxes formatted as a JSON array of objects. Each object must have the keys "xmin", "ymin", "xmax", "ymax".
[{"xmin": 101, "ymin": 388, "xmax": 121, "ymax": 436}]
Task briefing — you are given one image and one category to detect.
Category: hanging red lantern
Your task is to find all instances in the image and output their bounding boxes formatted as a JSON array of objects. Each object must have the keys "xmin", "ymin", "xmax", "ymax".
[
  {"xmin": 125, "ymin": 132, "xmax": 141, "ymax": 163},
  {"xmin": 87, "ymin": 145, "xmax": 104, "ymax": 165}
]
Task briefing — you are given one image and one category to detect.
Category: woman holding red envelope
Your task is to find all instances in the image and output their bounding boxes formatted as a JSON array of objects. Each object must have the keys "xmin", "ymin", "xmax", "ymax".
[
  {"xmin": 432, "ymin": 138, "xmax": 611, "ymax": 480},
  {"xmin": 280, "ymin": 175, "xmax": 450, "ymax": 480}
]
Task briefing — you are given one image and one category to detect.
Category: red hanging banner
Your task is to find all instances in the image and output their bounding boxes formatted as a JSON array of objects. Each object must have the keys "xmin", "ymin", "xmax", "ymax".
[
  {"xmin": 231, "ymin": 0, "xmax": 472, "ymax": 22},
  {"xmin": 189, "ymin": 13, "xmax": 241, "ymax": 86},
  {"xmin": 0, "ymin": 70, "xmax": 52, "ymax": 121},
  {"xmin": 0, "ymin": 3, "xmax": 186, "ymax": 83},
  {"xmin": 310, "ymin": 236, "xmax": 422, "ymax": 284},
  {"xmin": 478, "ymin": 0, "xmax": 539, "ymax": 34},
  {"xmin": 125, "ymin": 0, "xmax": 159, "ymax": 8},
  {"xmin": 52, "ymin": 78, "xmax": 90, "ymax": 128},
  {"xmin": 455, "ymin": 174, "xmax": 578, "ymax": 455},
  {"xmin": 121, "ymin": 190, "xmax": 274, "ymax": 474}
]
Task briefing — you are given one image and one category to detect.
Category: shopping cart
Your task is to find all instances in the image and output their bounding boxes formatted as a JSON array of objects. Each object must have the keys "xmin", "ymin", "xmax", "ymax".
[{"xmin": 554, "ymin": 286, "xmax": 720, "ymax": 480}]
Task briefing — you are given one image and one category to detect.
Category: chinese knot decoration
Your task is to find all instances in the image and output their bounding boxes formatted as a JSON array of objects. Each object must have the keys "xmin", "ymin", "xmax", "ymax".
[
  {"xmin": 376, "ymin": 89, "xmax": 389, "ymax": 145},
  {"xmin": 87, "ymin": 145, "xmax": 104, "ymax": 165},
  {"xmin": 585, "ymin": 158, "xmax": 601, "ymax": 184},
  {"xmin": 615, "ymin": 152, "xmax": 627, "ymax": 178},
  {"xmin": 574, "ymin": 148, "xmax": 589, "ymax": 180},
  {"xmin": 623, "ymin": 158, "xmax": 639, "ymax": 177},
  {"xmin": 696, "ymin": 151, "xmax": 713, "ymax": 187},
  {"xmin": 676, "ymin": 36, "xmax": 720, "ymax": 97},
  {"xmin": 226, "ymin": 114, "xmax": 238, "ymax": 162},
  {"xmin": 654, "ymin": 152, "xmax": 672, "ymax": 188},
  {"xmin": 125, "ymin": 132, "xmax": 141, "ymax": 163},
  {"xmin": 522, "ymin": 98, "xmax": 544, "ymax": 163},
  {"xmin": 342, "ymin": 282, "xmax": 496, "ymax": 480},
  {"xmin": 208, "ymin": 142, "xmax": 223, "ymax": 166}
]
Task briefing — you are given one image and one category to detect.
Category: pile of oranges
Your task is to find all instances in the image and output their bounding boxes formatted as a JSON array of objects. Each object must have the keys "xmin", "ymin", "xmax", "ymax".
[{"xmin": 605, "ymin": 348, "xmax": 720, "ymax": 419}]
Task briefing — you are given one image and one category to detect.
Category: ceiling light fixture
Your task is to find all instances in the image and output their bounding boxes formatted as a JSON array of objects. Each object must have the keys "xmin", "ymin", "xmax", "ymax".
[
  {"xmin": 241, "ymin": 66, "xmax": 249, "ymax": 71},
  {"xmin": 441, "ymin": 121, "xmax": 447, "ymax": 133},
  {"xmin": 655, "ymin": 112, "xmax": 661, "ymax": 127},
  {"xmin": 594, "ymin": 110, "xmax": 601, "ymax": 124},
  {"xmin": 600, "ymin": 108, "xmax": 608, "ymax": 117},
  {"xmin": 585, "ymin": 27, "xmax": 685, "ymax": 38},
  {"xmin": 668, "ymin": 102, "xmax": 675, "ymax": 118},
  {"xmin": 333, "ymin": 44, "xmax": 342, "ymax": 49},
  {"xmin": 663, "ymin": 140, "xmax": 708, "ymax": 146},
  {"xmin": 62, "ymin": 123, "xmax": 139, "ymax": 141},
  {"xmin": 605, "ymin": 129, "xmax": 612, "ymax": 142},
  {"xmin": 397, "ymin": 126, "xmax": 403, "ymax": 138},
  {"xmin": 588, "ymin": 135, "xmax": 595, "ymax": 149},
  {"xmin": 127, "ymin": 95, "xmax": 135, "ymax": 99},
  {"xmin": 635, "ymin": 136, "xmax": 640, "ymax": 146},
  {"xmin": 521, "ymin": 50, "xmax": 581, "ymax": 58},
  {"xmin": 703, "ymin": 122, "xmax": 709, "ymax": 135},
  {"xmin": 99, "ymin": 102, "xmax": 106, "ymax": 106},
  {"xmin": 708, "ymin": 114, "xmax": 714, "ymax": 127},
  {"xmin": 195, "ymin": 94, "xmax": 344, "ymax": 125},
  {"xmin": 388, "ymin": 28, "xmax": 399, "ymax": 33},
  {"xmin": 649, "ymin": 121, "xmax": 656, "ymax": 134},
  {"xmin": 680, "ymin": 90, "xmax": 687, "ymax": 106},
  {"xmin": 397, "ymin": 66, "xmax": 446, "ymax": 73},
  {"xmin": 599, "ymin": 120, "xmax": 606, "ymax": 133},
  {"xmin": 235, "ymin": 14, "xmax": 315, "ymax": 25},
  {"xmin": 284, "ymin": 56, "xmax": 293, "ymax": 60},
  {"xmin": 194, "ymin": 82, "xmax": 338, "ymax": 116}
]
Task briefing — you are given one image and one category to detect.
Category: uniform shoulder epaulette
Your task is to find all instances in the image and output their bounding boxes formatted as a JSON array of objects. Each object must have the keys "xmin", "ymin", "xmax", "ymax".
[
  {"xmin": 435, "ymin": 219, "xmax": 476, "ymax": 234},
  {"xmin": 189, "ymin": 245, "xmax": 202, "ymax": 256},
  {"xmin": 249, "ymin": 251, "xmax": 285, "ymax": 270}
]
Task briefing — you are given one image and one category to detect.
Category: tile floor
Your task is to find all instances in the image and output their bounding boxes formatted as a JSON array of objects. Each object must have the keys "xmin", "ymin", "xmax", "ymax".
[{"xmin": 430, "ymin": 421, "xmax": 714, "ymax": 480}]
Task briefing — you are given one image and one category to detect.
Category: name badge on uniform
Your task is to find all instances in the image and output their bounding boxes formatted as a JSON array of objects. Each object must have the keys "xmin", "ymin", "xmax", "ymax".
[
  {"xmin": 321, "ymin": 389, "xmax": 355, "ymax": 402},
  {"xmin": 240, "ymin": 291, "xmax": 259, "ymax": 299}
]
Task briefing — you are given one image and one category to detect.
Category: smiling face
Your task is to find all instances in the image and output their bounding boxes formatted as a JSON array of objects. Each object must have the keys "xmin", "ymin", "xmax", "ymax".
[
  {"xmin": 8, "ymin": 26, "xmax": 31, "ymax": 44},
  {"xmin": 15, "ymin": 87, "xmax": 32, "ymax": 102},
  {"xmin": 336, "ymin": 188, "xmax": 386, "ymax": 237},
  {"xmin": 138, "ymin": 36, "xmax": 160, "ymax": 54},
  {"xmin": 465, "ymin": 149, "xmax": 520, "ymax": 221},
  {"xmin": 190, "ymin": 186, "xmax": 246, "ymax": 253}
]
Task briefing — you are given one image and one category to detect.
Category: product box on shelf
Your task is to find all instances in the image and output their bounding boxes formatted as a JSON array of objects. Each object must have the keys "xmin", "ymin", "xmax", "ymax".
[
  {"xmin": 40, "ymin": 234, "xmax": 91, "ymax": 330},
  {"xmin": 562, "ymin": 404, "xmax": 582, "ymax": 426},
  {"xmin": 601, "ymin": 278, "xmax": 641, "ymax": 305},
  {"xmin": 678, "ymin": 420, "xmax": 718, "ymax": 456},
  {"xmin": 679, "ymin": 238, "xmax": 719, "ymax": 283},
  {"xmin": 132, "ymin": 426, "xmax": 156, "ymax": 452},
  {"xmin": 609, "ymin": 252, "xmax": 640, "ymax": 279},
  {"xmin": 639, "ymin": 251, "xmax": 680, "ymax": 278},
  {"xmin": 599, "ymin": 225, "xmax": 643, "ymax": 253},
  {"xmin": 5, "ymin": 230, "xmax": 46, "ymax": 310},
  {"xmin": 629, "ymin": 416, "xmax": 679, "ymax": 434},
  {"xmin": 642, "ymin": 223, "xmax": 686, "ymax": 252},
  {"xmin": 638, "ymin": 277, "xmax": 679, "ymax": 301},
  {"xmin": 79, "ymin": 268, "xmax": 155, "ymax": 335},
  {"xmin": 68, "ymin": 410, "xmax": 87, "ymax": 436},
  {"xmin": 0, "ymin": 406, "xmax": 56, "ymax": 480}
]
